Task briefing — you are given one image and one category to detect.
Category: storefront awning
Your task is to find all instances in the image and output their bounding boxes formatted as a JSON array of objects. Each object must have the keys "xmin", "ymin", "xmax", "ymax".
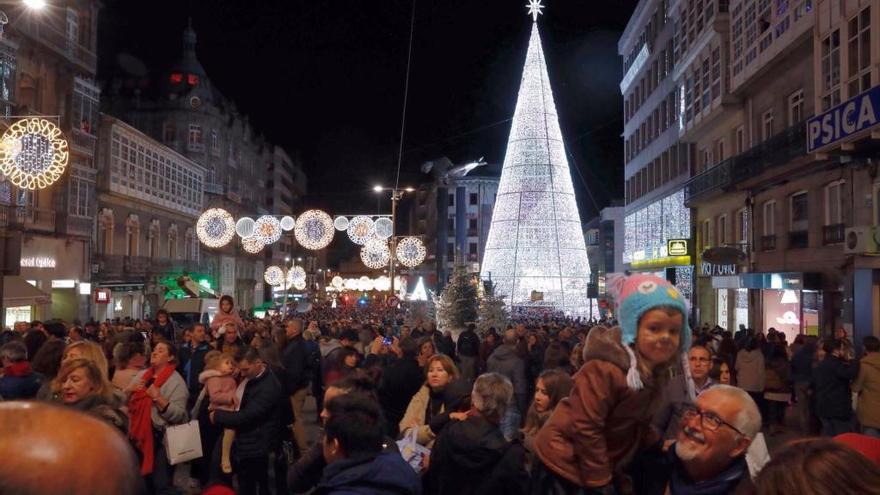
[{"xmin": 4, "ymin": 276, "xmax": 51, "ymax": 307}]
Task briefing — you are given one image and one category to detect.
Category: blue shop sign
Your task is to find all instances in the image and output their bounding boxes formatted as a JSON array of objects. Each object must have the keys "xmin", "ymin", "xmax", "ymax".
[{"xmin": 807, "ymin": 85, "xmax": 880, "ymax": 153}]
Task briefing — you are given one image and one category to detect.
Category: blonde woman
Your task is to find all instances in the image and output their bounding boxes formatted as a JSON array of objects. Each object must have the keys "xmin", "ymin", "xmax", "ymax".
[{"xmin": 400, "ymin": 354, "xmax": 467, "ymax": 448}]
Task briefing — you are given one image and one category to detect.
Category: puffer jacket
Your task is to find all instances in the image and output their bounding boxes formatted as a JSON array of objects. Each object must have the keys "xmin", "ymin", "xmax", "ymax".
[
  {"xmin": 533, "ymin": 326, "xmax": 666, "ymax": 489},
  {"xmin": 854, "ymin": 352, "xmax": 880, "ymax": 428}
]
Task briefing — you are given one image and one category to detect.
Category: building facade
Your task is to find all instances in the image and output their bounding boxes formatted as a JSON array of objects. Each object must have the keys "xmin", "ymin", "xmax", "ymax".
[
  {"xmin": 92, "ymin": 114, "xmax": 210, "ymax": 319},
  {"xmin": 584, "ymin": 202, "xmax": 626, "ymax": 316},
  {"xmin": 0, "ymin": 2, "xmax": 101, "ymax": 325}
]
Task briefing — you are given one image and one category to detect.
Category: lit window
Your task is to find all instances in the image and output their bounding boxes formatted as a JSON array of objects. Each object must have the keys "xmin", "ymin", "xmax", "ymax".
[
  {"xmin": 187, "ymin": 74, "xmax": 200, "ymax": 86},
  {"xmin": 170, "ymin": 73, "xmax": 183, "ymax": 84}
]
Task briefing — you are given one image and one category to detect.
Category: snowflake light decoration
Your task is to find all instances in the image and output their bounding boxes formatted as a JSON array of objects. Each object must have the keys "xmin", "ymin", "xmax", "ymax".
[
  {"xmin": 241, "ymin": 236, "xmax": 264, "ymax": 254},
  {"xmin": 360, "ymin": 239, "xmax": 390, "ymax": 269},
  {"xmin": 264, "ymin": 265, "xmax": 284, "ymax": 286},
  {"xmin": 334, "ymin": 216, "xmax": 350, "ymax": 231},
  {"xmin": 235, "ymin": 217, "xmax": 255, "ymax": 238},
  {"xmin": 254, "ymin": 215, "xmax": 282, "ymax": 244},
  {"xmin": 294, "ymin": 209, "xmax": 334, "ymax": 250},
  {"xmin": 347, "ymin": 215, "xmax": 375, "ymax": 245},
  {"xmin": 525, "ymin": 0, "xmax": 544, "ymax": 22},
  {"xmin": 0, "ymin": 117, "xmax": 69, "ymax": 190},
  {"xmin": 280, "ymin": 216, "xmax": 296, "ymax": 231},
  {"xmin": 395, "ymin": 236, "xmax": 426, "ymax": 267},
  {"xmin": 373, "ymin": 217, "xmax": 393, "ymax": 239},
  {"xmin": 197, "ymin": 208, "xmax": 236, "ymax": 248}
]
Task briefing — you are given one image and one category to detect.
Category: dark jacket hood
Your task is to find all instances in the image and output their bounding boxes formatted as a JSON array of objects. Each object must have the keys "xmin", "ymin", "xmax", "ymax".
[
  {"xmin": 318, "ymin": 451, "xmax": 420, "ymax": 495},
  {"xmin": 490, "ymin": 344, "xmax": 520, "ymax": 362}
]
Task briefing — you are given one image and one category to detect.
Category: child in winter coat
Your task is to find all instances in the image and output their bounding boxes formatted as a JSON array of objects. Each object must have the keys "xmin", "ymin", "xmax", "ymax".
[
  {"xmin": 210, "ymin": 295, "xmax": 244, "ymax": 339},
  {"xmin": 199, "ymin": 351, "xmax": 239, "ymax": 474},
  {"xmin": 532, "ymin": 274, "xmax": 691, "ymax": 494}
]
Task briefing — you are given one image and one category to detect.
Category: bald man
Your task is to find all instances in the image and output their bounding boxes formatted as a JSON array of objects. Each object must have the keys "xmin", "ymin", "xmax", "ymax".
[{"xmin": 0, "ymin": 401, "xmax": 144, "ymax": 495}]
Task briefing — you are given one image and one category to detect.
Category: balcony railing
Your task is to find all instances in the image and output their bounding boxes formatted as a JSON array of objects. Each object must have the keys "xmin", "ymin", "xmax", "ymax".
[
  {"xmin": 15, "ymin": 17, "xmax": 97, "ymax": 72},
  {"xmin": 788, "ymin": 230, "xmax": 809, "ymax": 249},
  {"xmin": 97, "ymin": 254, "xmax": 212, "ymax": 278},
  {"xmin": 685, "ymin": 122, "xmax": 808, "ymax": 206},
  {"xmin": 69, "ymin": 129, "xmax": 97, "ymax": 157},
  {"xmin": 822, "ymin": 223, "xmax": 846, "ymax": 245},
  {"xmin": 64, "ymin": 215, "xmax": 93, "ymax": 237},
  {"xmin": 760, "ymin": 234, "xmax": 776, "ymax": 251}
]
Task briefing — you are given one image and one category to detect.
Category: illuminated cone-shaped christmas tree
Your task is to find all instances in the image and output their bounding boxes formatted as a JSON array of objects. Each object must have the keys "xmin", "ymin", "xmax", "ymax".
[{"xmin": 480, "ymin": 6, "xmax": 590, "ymax": 315}]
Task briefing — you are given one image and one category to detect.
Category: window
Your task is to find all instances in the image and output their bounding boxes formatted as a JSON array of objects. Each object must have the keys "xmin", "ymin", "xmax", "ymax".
[
  {"xmin": 821, "ymin": 29, "xmax": 841, "ymax": 110},
  {"xmin": 72, "ymin": 77, "xmax": 99, "ymax": 135},
  {"xmin": 737, "ymin": 208, "xmax": 749, "ymax": 244},
  {"xmin": 790, "ymin": 191, "xmax": 808, "ymax": 231},
  {"xmin": 763, "ymin": 201, "xmax": 776, "ymax": 236},
  {"xmin": 715, "ymin": 138, "xmax": 725, "ymax": 162},
  {"xmin": 68, "ymin": 176, "xmax": 94, "ymax": 218},
  {"xmin": 702, "ymin": 219, "xmax": 714, "ymax": 250},
  {"xmin": 469, "ymin": 243, "xmax": 478, "ymax": 255},
  {"xmin": 448, "ymin": 194, "xmax": 454, "ymax": 207},
  {"xmin": 711, "ymin": 46, "xmax": 722, "ymax": 99},
  {"xmin": 468, "ymin": 218, "xmax": 477, "ymax": 230},
  {"xmin": 163, "ymin": 122, "xmax": 176, "ymax": 143},
  {"xmin": 126, "ymin": 218, "xmax": 139, "ymax": 257},
  {"xmin": 847, "ymin": 7, "xmax": 871, "ymax": 97},
  {"xmin": 762, "ymin": 110, "xmax": 774, "ymax": 141},
  {"xmin": 788, "ymin": 89, "xmax": 804, "ymax": 125},
  {"xmin": 824, "ymin": 181, "xmax": 844, "ymax": 225},
  {"xmin": 210, "ymin": 129, "xmax": 220, "ymax": 153},
  {"xmin": 188, "ymin": 124, "xmax": 203, "ymax": 150},
  {"xmin": 148, "ymin": 221, "xmax": 160, "ymax": 259},
  {"xmin": 717, "ymin": 214, "xmax": 728, "ymax": 245},
  {"xmin": 0, "ymin": 45, "xmax": 15, "ymax": 115},
  {"xmin": 469, "ymin": 193, "xmax": 478, "ymax": 205},
  {"xmin": 735, "ymin": 125, "xmax": 745, "ymax": 154}
]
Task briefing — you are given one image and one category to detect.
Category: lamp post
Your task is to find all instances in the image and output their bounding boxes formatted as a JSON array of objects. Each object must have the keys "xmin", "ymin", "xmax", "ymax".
[
  {"xmin": 282, "ymin": 256, "xmax": 291, "ymax": 314},
  {"xmin": 373, "ymin": 185, "xmax": 414, "ymax": 297}
]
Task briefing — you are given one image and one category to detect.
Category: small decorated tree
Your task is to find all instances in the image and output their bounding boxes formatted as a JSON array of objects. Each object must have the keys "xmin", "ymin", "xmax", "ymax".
[
  {"xmin": 435, "ymin": 254, "xmax": 478, "ymax": 331},
  {"xmin": 478, "ymin": 279, "xmax": 510, "ymax": 335}
]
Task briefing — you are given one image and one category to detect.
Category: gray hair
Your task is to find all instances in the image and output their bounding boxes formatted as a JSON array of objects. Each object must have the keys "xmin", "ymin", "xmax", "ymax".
[
  {"xmin": 0, "ymin": 341, "xmax": 27, "ymax": 362},
  {"xmin": 471, "ymin": 372, "xmax": 513, "ymax": 424},
  {"xmin": 502, "ymin": 329, "xmax": 518, "ymax": 346},
  {"xmin": 705, "ymin": 384, "xmax": 762, "ymax": 438}
]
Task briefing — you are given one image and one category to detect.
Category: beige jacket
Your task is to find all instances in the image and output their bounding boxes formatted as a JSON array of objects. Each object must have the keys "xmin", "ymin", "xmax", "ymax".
[{"xmin": 399, "ymin": 384, "xmax": 445, "ymax": 447}]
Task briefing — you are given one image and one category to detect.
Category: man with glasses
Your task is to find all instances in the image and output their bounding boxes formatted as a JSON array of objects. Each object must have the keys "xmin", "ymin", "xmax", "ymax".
[
  {"xmin": 634, "ymin": 385, "xmax": 760, "ymax": 494},
  {"xmin": 654, "ymin": 345, "xmax": 716, "ymax": 439}
]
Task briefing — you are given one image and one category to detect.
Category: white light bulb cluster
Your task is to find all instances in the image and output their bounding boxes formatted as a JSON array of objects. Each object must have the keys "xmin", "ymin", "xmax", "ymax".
[
  {"xmin": 347, "ymin": 215, "xmax": 375, "ymax": 245},
  {"xmin": 325, "ymin": 275, "xmax": 405, "ymax": 292},
  {"xmin": 622, "ymin": 189, "xmax": 691, "ymax": 263},
  {"xmin": 197, "ymin": 208, "xmax": 338, "ymax": 252},
  {"xmin": 360, "ymin": 239, "xmax": 391, "ymax": 269},
  {"xmin": 264, "ymin": 266, "xmax": 284, "ymax": 286},
  {"xmin": 395, "ymin": 236, "xmax": 426, "ymax": 268},
  {"xmin": 197, "ymin": 208, "xmax": 236, "ymax": 248},
  {"xmin": 295, "ymin": 209, "xmax": 335, "ymax": 250},
  {"xmin": 479, "ymin": 22, "xmax": 591, "ymax": 316},
  {"xmin": 0, "ymin": 117, "xmax": 69, "ymax": 190}
]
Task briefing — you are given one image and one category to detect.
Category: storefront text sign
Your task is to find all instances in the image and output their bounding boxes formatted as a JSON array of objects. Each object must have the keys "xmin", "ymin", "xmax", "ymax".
[
  {"xmin": 701, "ymin": 247, "xmax": 746, "ymax": 277},
  {"xmin": 667, "ymin": 239, "xmax": 689, "ymax": 256},
  {"xmin": 807, "ymin": 85, "xmax": 880, "ymax": 153},
  {"xmin": 701, "ymin": 261, "xmax": 738, "ymax": 276},
  {"xmin": 20, "ymin": 256, "xmax": 56, "ymax": 268}
]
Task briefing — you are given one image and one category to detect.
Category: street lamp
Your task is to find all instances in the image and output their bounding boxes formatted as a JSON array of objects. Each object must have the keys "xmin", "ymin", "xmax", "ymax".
[
  {"xmin": 373, "ymin": 185, "xmax": 415, "ymax": 297},
  {"xmin": 22, "ymin": 0, "xmax": 47, "ymax": 10}
]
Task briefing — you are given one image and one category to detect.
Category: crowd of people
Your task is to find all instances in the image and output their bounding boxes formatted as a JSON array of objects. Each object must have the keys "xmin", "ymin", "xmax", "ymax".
[{"xmin": 1, "ymin": 276, "xmax": 880, "ymax": 495}]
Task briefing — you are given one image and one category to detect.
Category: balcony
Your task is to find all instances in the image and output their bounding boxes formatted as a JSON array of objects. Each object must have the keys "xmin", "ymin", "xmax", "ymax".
[
  {"xmin": 685, "ymin": 123, "xmax": 808, "ymax": 206},
  {"xmin": 63, "ymin": 215, "xmax": 93, "ymax": 237},
  {"xmin": 69, "ymin": 129, "xmax": 97, "ymax": 157},
  {"xmin": 788, "ymin": 230, "xmax": 809, "ymax": 249},
  {"xmin": 822, "ymin": 223, "xmax": 846, "ymax": 245},
  {"xmin": 14, "ymin": 17, "xmax": 97, "ymax": 72},
  {"xmin": 760, "ymin": 235, "xmax": 776, "ymax": 251},
  {"xmin": 204, "ymin": 183, "xmax": 225, "ymax": 195},
  {"xmin": 96, "ymin": 254, "xmax": 212, "ymax": 279}
]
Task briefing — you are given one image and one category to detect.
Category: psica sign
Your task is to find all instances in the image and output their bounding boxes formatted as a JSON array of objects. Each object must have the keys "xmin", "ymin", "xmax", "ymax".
[{"xmin": 807, "ymin": 85, "xmax": 880, "ymax": 153}]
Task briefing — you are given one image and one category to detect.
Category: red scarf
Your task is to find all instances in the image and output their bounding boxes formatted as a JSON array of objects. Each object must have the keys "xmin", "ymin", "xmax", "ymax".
[
  {"xmin": 129, "ymin": 364, "xmax": 176, "ymax": 475},
  {"xmin": 4, "ymin": 361, "xmax": 32, "ymax": 377}
]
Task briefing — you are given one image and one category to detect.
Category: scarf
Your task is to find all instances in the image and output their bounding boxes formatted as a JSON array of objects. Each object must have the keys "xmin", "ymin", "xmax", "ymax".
[
  {"xmin": 129, "ymin": 364, "xmax": 177, "ymax": 475},
  {"xmin": 668, "ymin": 450, "xmax": 748, "ymax": 495},
  {"xmin": 4, "ymin": 361, "xmax": 32, "ymax": 377}
]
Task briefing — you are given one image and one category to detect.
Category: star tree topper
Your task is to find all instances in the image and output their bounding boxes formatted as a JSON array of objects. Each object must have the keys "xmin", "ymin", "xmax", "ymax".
[{"xmin": 526, "ymin": 0, "xmax": 544, "ymax": 22}]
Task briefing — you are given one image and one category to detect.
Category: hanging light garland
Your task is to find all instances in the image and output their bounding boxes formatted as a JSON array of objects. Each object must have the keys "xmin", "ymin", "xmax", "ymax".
[
  {"xmin": 294, "ymin": 209, "xmax": 334, "ymax": 250},
  {"xmin": 241, "ymin": 236, "xmax": 264, "ymax": 254},
  {"xmin": 347, "ymin": 215, "xmax": 375, "ymax": 245},
  {"xmin": 197, "ymin": 208, "xmax": 236, "ymax": 248},
  {"xmin": 264, "ymin": 265, "xmax": 284, "ymax": 286},
  {"xmin": 0, "ymin": 117, "xmax": 69, "ymax": 190},
  {"xmin": 395, "ymin": 236, "xmax": 426, "ymax": 267},
  {"xmin": 334, "ymin": 216, "xmax": 350, "ymax": 231},
  {"xmin": 373, "ymin": 217, "xmax": 393, "ymax": 239},
  {"xmin": 360, "ymin": 239, "xmax": 390, "ymax": 269},
  {"xmin": 280, "ymin": 215, "xmax": 296, "ymax": 231},
  {"xmin": 253, "ymin": 215, "xmax": 282, "ymax": 244}
]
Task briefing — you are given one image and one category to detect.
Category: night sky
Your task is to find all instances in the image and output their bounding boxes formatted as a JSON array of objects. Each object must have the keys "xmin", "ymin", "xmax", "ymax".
[{"xmin": 98, "ymin": 0, "xmax": 637, "ymax": 218}]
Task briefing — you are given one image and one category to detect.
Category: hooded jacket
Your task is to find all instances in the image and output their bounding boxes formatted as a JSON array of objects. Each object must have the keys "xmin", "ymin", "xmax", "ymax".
[
  {"xmin": 487, "ymin": 344, "xmax": 528, "ymax": 413},
  {"xmin": 534, "ymin": 326, "xmax": 666, "ymax": 488},
  {"xmin": 735, "ymin": 349, "xmax": 765, "ymax": 393},
  {"xmin": 854, "ymin": 352, "xmax": 880, "ymax": 428},
  {"xmin": 315, "ymin": 451, "xmax": 420, "ymax": 495},
  {"xmin": 198, "ymin": 369, "xmax": 238, "ymax": 412}
]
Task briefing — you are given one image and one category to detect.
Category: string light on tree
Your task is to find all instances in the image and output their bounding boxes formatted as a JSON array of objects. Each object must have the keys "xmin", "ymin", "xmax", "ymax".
[
  {"xmin": 253, "ymin": 215, "xmax": 282, "ymax": 244},
  {"xmin": 241, "ymin": 236, "xmax": 264, "ymax": 254},
  {"xmin": 264, "ymin": 266, "xmax": 284, "ymax": 286},
  {"xmin": 334, "ymin": 216, "xmax": 349, "ymax": 231},
  {"xmin": 294, "ymin": 209, "xmax": 335, "ymax": 250},
  {"xmin": 395, "ymin": 236, "xmax": 426, "ymax": 267},
  {"xmin": 197, "ymin": 208, "xmax": 236, "ymax": 248},
  {"xmin": 0, "ymin": 117, "xmax": 69, "ymax": 190},
  {"xmin": 347, "ymin": 215, "xmax": 375, "ymax": 245}
]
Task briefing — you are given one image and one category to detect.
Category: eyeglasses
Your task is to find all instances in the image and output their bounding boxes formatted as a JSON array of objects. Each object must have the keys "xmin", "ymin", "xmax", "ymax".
[
  {"xmin": 681, "ymin": 404, "xmax": 745, "ymax": 437},
  {"xmin": 688, "ymin": 356, "xmax": 712, "ymax": 364}
]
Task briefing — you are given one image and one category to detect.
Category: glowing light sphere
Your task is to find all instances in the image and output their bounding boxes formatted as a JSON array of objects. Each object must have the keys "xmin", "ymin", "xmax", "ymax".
[
  {"xmin": 395, "ymin": 236, "xmax": 426, "ymax": 267},
  {"xmin": 264, "ymin": 266, "xmax": 284, "ymax": 286},
  {"xmin": 294, "ymin": 209, "xmax": 334, "ymax": 250},
  {"xmin": 241, "ymin": 236, "xmax": 264, "ymax": 254},
  {"xmin": 331, "ymin": 275, "xmax": 344, "ymax": 290},
  {"xmin": 293, "ymin": 279, "xmax": 307, "ymax": 291},
  {"xmin": 334, "ymin": 216, "xmax": 350, "ymax": 231},
  {"xmin": 374, "ymin": 276, "xmax": 391, "ymax": 291},
  {"xmin": 0, "ymin": 117, "xmax": 69, "ymax": 190},
  {"xmin": 347, "ymin": 215, "xmax": 375, "ymax": 245},
  {"xmin": 253, "ymin": 215, "xmax": 282, "ymax": 244},
  {"xmin": 235, "ymin": 217, "xmax": 255, "ymax": 238},
  {"xmin": 359, "ymin": 276, "xmax": 374, "ymax": 291},
  {"xmin": 197, "ymin": 208, "xmax": 236, "ymax": 248},
  {"xmin": 280, "ymin": 216, "xmax": 296, "ymax": 231},
  {"xmin": 360, "ymin": 239, "xmax": 390, "ymax": 269},
  {"xmin": 289, "ymin": 266, "xmax": 307, "ymax": 284},
  {"xmin": 373, "ymin": 217, "xmax": 393, "ymax": 239}
]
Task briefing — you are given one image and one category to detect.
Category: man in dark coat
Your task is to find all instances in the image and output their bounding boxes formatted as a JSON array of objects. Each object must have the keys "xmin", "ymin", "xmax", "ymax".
[
  {"xmin": 377, "ymin": 337, "xmax": 424, "ymax": 439},
  {"xmin": 282, "ymin": 318, "xmax": 311, "ymax": 453},
  {"xmin": 813, "ymin": 338, "xmax": 859, "ymax": 436},
  {"xmin": 178, "ymin": 323, "xmax": 216, "ymax": 486},
  {"xmin": 0, "ymin": 341, "xmax": 41, "ymax": 400},
  {"xmin": 457, "ymin": 323, "xmax": 480, "ymax": 382},
  {"xmin": 212, "ymin": 346, "xmax": 282, "ymax": 495}
]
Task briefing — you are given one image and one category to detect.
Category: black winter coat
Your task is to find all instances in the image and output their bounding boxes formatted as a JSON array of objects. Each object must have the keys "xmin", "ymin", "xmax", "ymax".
[
  {"xmin": 214, "ymin": 368, "xmax": 283, "ymax": 459},
  {"xmin": 315, "ymin": 451, "xmax": 420, "ymax": 495},
  {"xmin": 457, "ymin": 329, "xmax": 480, "ymax": 357},
  {"xmin": 378, "ymin": 356, "xmax": 424, "ymax": 439},
  {"xmin": 812, "ymin": 355, "xmax": 858, "ymax": 419},
  {"xmin": 425, "ymin": 415, "xmax": 527, "ymax": 495},
  {"xmin": 282, "ymin": 334, "xmax": 310, "ymax": 394}
]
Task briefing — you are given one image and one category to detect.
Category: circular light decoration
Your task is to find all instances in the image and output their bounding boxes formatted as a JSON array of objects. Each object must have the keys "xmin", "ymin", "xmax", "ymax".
[
  {"xmin": 396, "ymin": 236, "xmax": 426, "ymax": 268},
  {"xmin": 359, "ymin": 276, "xmax": 375, "ymax": 292},
  {"xmin": 235, "ymin": 217, "xmax": 255, "ymax": 238},
  {"xmin": 288, "ymin": 266, "xmax": 307, "ymax": 284},
  {"xmin": 331, "ymin": 275, "xmax": 344, "ymax": 290},
  {"xmin": 280, "ymin": 216, "xmax": 296, "ymax": 231},
  {"xmin": 197, "ymin": 208, "xmax": 236, "ymax": 248},
  {"xmin": 293, "ymin": 279, "xmax": 307, "ymax": 291},
  {"xmin": 294, "ymin": 209, "xmax": 334, "ymax": 250},
  {"xmin": 334, "ymin": 216, "xmax": 350, "ymax": 231},
  {"xmin": 373, "ymin": 217, "xmax": 393, "ymax": 239},
  {"xmin": 360, "ymin": 239, "xmax": 391, "ymax": 269},
  {"xmin": 241, "ymin": 236, "xmax": 264, "ymax": 254},
  {"xmin": 0, "ymin": 117, "xmax": 69, "ymax": 190},
  {"xmin": 253, "ymin": 215, "xmax": 282, "ymax": 244},
  {"xmin": 347, "ymin": 215, "xmax": 375, "ymax": 245},
  {"xmin": 264, "ymin": 265, "xmax": 284, "ymax": 286},
  {"xmin": 374, "ymin": 276, "xmax": 391, "ymax": 292}
]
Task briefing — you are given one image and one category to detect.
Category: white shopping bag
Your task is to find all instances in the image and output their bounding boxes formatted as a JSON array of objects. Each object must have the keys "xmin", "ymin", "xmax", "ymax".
[
  {"xmin": 396, "ymin": 428, "xmax": 430, "ymax": 472},
  {"xmin": 164, "ymin": 420, "xmax": 203, "ymax": 465}
]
